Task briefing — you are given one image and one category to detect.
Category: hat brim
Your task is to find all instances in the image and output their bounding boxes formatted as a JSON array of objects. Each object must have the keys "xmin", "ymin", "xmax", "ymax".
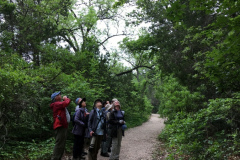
[
  {"xmin": 79, "ymin": 98, "xmax": 86, "ymax": 104},
  {"xmin": 51, "ymin": 91, "xmax": 61, "ymax": 101}
]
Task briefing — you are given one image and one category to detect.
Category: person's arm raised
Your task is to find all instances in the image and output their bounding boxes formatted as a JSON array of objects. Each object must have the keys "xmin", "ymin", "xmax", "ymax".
[{"xmin": 62, "ymin": 96, "xmax": 71, "ymax": 108}]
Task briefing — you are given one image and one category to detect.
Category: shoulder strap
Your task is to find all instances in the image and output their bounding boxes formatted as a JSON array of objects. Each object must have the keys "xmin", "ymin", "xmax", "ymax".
[{"xmin": 93, "ymin": 110, "xmax": 103, "ymax": 132}]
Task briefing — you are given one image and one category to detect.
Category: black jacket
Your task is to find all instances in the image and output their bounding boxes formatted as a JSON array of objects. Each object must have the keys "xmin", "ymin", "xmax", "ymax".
[{"xmin": 108, "ymin": 110, "xmax": 125, "ymax": 137}]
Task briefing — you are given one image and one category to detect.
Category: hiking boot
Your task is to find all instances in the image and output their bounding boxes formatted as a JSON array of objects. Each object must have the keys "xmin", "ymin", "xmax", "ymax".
[{"xmin": 101, "ymin": 152, "xmax": 110, "ymax": 157}]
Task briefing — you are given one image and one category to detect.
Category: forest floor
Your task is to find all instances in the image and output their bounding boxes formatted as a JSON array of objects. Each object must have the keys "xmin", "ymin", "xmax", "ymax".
[{"xmin": 64, "ymin": 114, "xmax": 166, "ymax": 160}]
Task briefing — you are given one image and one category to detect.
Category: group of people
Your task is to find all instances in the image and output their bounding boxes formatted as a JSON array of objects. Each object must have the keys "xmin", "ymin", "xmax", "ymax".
[{"xmin": 50, "ymin": 91, "xmax": 127, "ymax": 160}]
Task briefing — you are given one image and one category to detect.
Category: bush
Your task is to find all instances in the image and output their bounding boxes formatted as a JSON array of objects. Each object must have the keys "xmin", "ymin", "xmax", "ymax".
[
  {"xmin": 159, "ymin": 90, "xmax": 240, "ymax": 159},
  {"xmin": 155, "ymin": 75, "xmax": 204, "ymax": 121}
]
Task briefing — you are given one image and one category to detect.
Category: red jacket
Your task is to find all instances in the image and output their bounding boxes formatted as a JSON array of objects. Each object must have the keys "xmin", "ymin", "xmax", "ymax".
[{"xmin": 50, "ymin": 98, "xmax": 71, "ymax": 130}]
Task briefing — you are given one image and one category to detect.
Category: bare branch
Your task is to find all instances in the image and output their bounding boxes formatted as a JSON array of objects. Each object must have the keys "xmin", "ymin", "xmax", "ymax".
[
  {"xmin": 121, "ymin": 56, "xmax": 135, "ymax": 66},
  {"xmin": 116, "ymin": 65, "xmax": 154, "ymax": 76},
  {"xmin": 61, "ymin": 35, "xmax": 78, "ymax": 52},
  {"xmin": 99, "ymin": 33, "xmax": 131, "ymax": 45}
]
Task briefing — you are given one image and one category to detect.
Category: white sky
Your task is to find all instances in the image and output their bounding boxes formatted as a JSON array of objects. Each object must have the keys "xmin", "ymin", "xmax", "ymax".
[
  {"xmin": 71, "ymin": 0, "xmax": 151, "ymax": 67},
  {"xmin": 97, "ymin": 4, "xmax": 151, "ymax": 67}
]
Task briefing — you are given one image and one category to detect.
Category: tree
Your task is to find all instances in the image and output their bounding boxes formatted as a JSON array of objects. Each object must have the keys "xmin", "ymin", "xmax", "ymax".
[
  {"xmin": 118, "ymin": 0, "xmax": 240, "ymax": 158},
  {"xmin": 0, "ymin": 0, "xmax": 74, "ymax": 65}
]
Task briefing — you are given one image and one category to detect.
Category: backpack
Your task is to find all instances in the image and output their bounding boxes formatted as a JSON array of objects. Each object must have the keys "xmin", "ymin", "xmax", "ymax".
[{"xmin": 72, "ymin": 112, "xmax": 76, "ymax": 126}]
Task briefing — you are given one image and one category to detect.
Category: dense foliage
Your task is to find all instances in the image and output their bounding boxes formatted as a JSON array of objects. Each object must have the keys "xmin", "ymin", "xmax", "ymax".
[
  {"xmin": 120, "ymin": 0, "xmax": 240, "ymax": 159},
  {"xmin": 1, "ymin": 0, "xmax": 240, "ymax": 159},
  {"xmin": 0, "ymin": 0, "xmax": 153, "ymax": 159}
]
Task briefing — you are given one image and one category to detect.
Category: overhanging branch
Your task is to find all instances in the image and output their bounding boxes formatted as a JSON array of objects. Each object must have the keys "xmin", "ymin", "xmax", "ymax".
[{"xmin": 116, "ymin": 65, "xmax": 154, "ymax": 76}]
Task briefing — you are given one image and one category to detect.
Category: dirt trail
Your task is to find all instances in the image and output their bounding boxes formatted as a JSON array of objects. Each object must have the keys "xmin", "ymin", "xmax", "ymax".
[{"xmin": 97, "ymin": 114, "xmax": 165, "ymax": 160}]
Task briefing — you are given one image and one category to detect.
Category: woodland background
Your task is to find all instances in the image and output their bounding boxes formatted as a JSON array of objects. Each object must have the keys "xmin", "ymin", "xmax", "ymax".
[{"xmin": 0, "ymin": 0, "xmax": 240, "ymax": 159}]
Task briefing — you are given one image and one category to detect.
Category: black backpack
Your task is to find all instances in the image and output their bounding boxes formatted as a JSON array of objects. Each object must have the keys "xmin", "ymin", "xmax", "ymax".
[{"xmin": 72, "ymin": 112, "xmax": 76, "ymax": 126}]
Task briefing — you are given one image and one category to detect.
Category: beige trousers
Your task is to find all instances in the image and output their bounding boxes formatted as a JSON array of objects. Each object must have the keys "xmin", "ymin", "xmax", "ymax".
[{"xmin": 110, "ymin": 128, "xmax": 122, "ymax": 160}]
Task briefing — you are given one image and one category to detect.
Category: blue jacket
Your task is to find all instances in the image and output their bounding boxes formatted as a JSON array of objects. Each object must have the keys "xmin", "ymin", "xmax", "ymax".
[{"xmin": 72, "ymin": 107, "xmax": 86, "ymax": 136}]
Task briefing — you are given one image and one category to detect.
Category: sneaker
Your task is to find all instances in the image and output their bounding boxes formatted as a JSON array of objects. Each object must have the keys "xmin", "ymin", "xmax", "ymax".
[
  {"xmin": 108, "ymin": 148, "xmax": 111, "ymax": 152},
  {"xmin": 82, "ymin": 151, "xmax": 87, "ymax": 155},
  {"xmin": 101, "ymin": 152, "xmax": 110, "ymax": 157}
]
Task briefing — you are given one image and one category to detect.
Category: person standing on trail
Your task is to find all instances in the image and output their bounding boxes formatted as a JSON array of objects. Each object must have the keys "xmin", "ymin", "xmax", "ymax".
[
  {"xmin": 50, "ymin": 91, "xmax": 71, "ymax": 160},
  {"xmin": 100, "ymin": 100, "xmax": 109, "ymax": 157},
  {"xmin": 109, "ymin": 101, "xmax": 126, "ymax": 160},
  {"xmin": 72, "ymin": 97, "xmax": 88, "ymax": 160},
  {"xmin": 101, "ymin": 102, "xmax": 113, "ymax": 157},
  {"xmin": 76, "ymin": 98, "xmax": 90, "ymax": 157},
  {"xmin": 88, "ymin": 99, "xmax": 106, "ymax": 160}
]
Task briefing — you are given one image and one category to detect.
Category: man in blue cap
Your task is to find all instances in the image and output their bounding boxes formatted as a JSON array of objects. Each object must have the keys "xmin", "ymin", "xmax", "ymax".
[{"xmin": 50, "ymin": 91, "xmax": 71, "ymax": 160}]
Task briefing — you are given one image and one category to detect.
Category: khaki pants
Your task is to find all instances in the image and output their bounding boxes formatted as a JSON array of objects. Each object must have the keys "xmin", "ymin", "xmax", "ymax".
[
  {"xmin": 88, "ymin": 135, "xmax": 103, "ymax": 160},
  {"xmin": 52, "ymin": 127, "xmax": 68, "ymax": 160},
  {"xmin": 110, "ymin": 128, "xmax": 122, "ymax": 160}
]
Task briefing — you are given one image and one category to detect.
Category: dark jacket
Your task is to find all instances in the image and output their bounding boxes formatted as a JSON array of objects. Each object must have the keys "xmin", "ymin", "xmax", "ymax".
[
  {"xmin": 108, "ymin": 110, "xmax": 125, "ymax": 137},
  {"xmin": 50, "ymin": 98, "xmax": 71, "ymax": 130},
  {"xmin": 88, "ymin": 108, "xmax": 106, "ymax": 135},
  {"xmin": 72, "ymin": 107, "xmax": 86, "ymax": 136}
]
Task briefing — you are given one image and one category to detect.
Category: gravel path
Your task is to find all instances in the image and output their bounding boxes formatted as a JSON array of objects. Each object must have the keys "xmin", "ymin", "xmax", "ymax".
[{"xmin": 97, "ymin": 114, "xmax": 165, "ymax": 160}]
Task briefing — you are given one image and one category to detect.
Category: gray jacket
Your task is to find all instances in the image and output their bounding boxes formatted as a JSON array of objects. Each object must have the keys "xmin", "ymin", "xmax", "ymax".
[
  {"xmin": 88, "ymin": 108, "xmax": 106, "ymax": 134},
  {"xmin": 72, "ymin": 107, "xmax": 86, "ymax": 136}
]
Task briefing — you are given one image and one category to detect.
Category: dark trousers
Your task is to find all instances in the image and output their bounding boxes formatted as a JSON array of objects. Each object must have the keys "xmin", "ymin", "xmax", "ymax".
[
  {"xmin": 73, "ymin": 135, "xmax": 85, "ymax": 158},
  {"xmin": 101, "ymin": 128, "xmax": 112, "ymax": 154},
  {"xmin": 52, "ymin": 127, "xmax": 68, "ymax": 160}
]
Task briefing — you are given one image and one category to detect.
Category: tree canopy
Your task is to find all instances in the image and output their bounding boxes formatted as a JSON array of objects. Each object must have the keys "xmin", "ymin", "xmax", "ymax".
[{"xmin": 1, "ymin": 0, "xmax": 240, "ymax": 159}]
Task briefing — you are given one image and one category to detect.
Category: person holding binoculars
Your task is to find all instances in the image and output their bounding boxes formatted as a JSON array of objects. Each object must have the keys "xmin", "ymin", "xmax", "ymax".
[
  {"xmin": 50, "ymin": 91, "xmax": 71, "ymax": 160},
  {"xmin": 108, "ymin": 101, "xmax": 126, "ymax": 160}
]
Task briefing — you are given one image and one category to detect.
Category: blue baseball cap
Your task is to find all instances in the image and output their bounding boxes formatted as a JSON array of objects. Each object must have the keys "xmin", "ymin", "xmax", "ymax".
[
  {"xmin": 75, "ymin": 97, "xmax": 86, "ymax": 105},
  {"xmin": 51, "ymin": 91, "xmax": 61, "ymax": 101},
  {"xmin": 75, "ymin": 98, "xmax": 80, "ymax": 105}
]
